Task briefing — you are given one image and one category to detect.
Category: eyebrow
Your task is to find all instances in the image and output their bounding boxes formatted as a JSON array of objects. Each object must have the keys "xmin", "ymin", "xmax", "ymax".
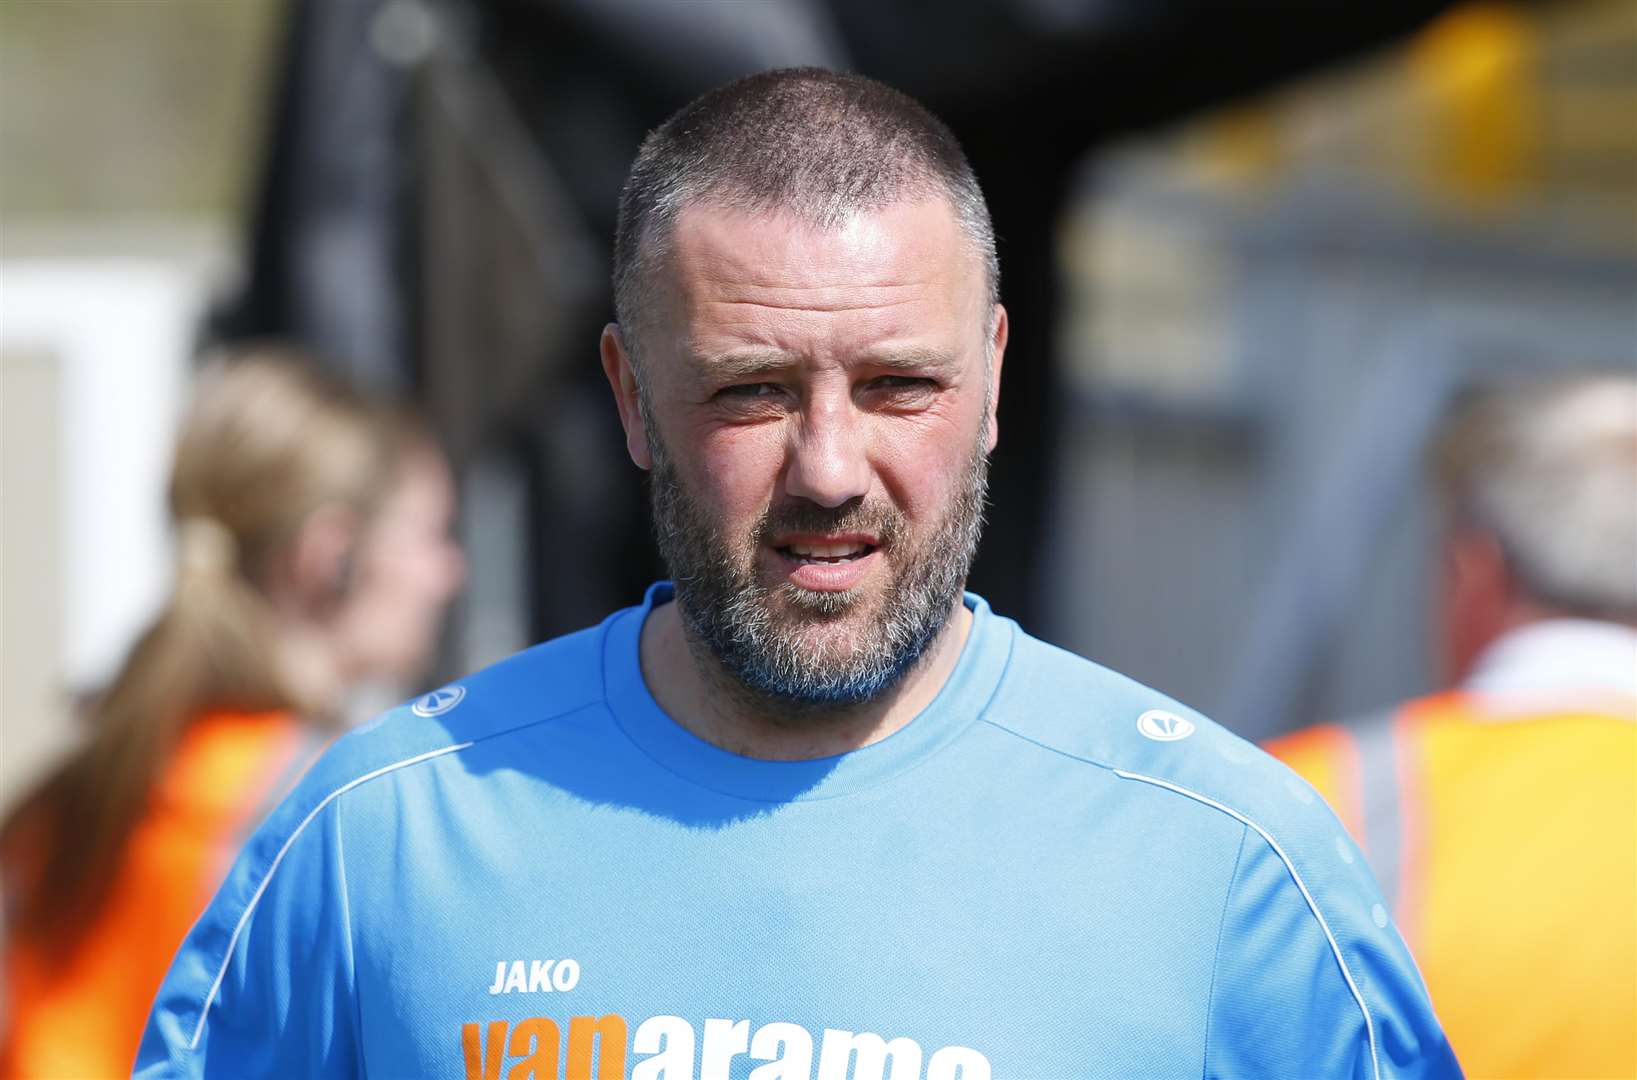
[
  {"xmin": 696, "ymin": 349, "xmax": 794, "ymax": 382},
  {"xmin": 696, "ymin": 346, "xmax": 961, "ymax": 382},
  {"xmin": 862, "ymin": 347, "xmax": 960, "ymax": 374}
]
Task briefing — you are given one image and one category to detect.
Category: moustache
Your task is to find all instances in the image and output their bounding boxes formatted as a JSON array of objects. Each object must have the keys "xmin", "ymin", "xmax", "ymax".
[{"xmin": 753, "ymin": 499, "xmax": 906, "ymax": 549}]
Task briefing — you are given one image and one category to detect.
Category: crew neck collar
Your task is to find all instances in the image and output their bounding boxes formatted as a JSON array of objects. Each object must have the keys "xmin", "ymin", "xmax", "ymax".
[{"xmin": 601, "ymin": 581, "xmax": 1013, "ymax": 802}]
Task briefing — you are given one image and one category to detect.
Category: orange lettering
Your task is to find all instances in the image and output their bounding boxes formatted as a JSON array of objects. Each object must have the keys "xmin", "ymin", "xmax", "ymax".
[
  {"xmin": 508, "ymin": 1017, "xmax": 563, "ymax": 1080},
  {"xmin": 462, "ymin": 1021, "xmax": 509, "ymax": 1080},
  {"xmin": 566, "ymin": 1014, "xmax": 629, "ymax": 1080}
]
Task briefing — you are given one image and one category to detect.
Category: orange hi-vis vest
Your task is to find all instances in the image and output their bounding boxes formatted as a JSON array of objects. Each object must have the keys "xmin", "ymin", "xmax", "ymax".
[
  {"xmin": 2, "ymin": 711, "xmax": 322, "ymax": 1080},
  {"xmin": 1268, "ymin": 677, "xmax": 1636, "ymax": 1080}
]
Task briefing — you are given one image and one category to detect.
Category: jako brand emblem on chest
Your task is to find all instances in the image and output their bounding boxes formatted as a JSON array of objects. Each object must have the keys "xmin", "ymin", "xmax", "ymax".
[
  {"xmin": 412, "ymin": 685, "xmax": 466, "ymax": 717},
  {"xmin": 489, "ymin": 959, "xmax": 581, "ymax": 994},
  {"xmin": 1137, "ymin": 709, "xmax": 1195, "ymax": 742}
]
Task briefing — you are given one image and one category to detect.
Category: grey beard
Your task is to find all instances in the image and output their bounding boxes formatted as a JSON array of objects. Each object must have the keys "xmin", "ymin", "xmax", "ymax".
[{"xmin": 647, "ymin": 434, "xmax": 989, "ymax": 708}]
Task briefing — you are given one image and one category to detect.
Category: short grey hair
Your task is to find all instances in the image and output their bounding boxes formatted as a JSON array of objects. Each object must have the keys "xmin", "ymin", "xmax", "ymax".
[
  {"xmin": 1438, "ymin": 374, "xmax": 1637, "ymax": 621},
  {"xmin": 612, "ymin": 67, "xmax": 999, "ymax": 359}
]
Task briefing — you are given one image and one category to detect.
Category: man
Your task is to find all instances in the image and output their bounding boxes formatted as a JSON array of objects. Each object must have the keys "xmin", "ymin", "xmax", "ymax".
[
  {"xmin": 1268, "ymin": 375, "xmax": 1636, "ymax": 1079},
  {"xmin": 138, "ymin": 69, "xmax": 1458, "ymax": 1079}
]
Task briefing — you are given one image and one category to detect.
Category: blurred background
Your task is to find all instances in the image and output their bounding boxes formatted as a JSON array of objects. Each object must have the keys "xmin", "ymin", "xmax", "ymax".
[{"xmin": 3, "ymin": 0, "xmax": 1634, "ymax": 804}]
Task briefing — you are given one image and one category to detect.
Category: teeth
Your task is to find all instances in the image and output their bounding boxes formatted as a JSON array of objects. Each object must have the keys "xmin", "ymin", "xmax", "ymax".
[{"xmin": 787, "ymin": 542, "xmax": 867, "ymax": 558}]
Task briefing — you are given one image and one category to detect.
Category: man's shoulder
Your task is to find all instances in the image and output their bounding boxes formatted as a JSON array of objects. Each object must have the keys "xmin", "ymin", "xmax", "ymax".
[
  {"xmin": 988, "ymin": 627, "xmax": 1412, "ymax": 1030},
  {"xmin": 987, "ymin": 626, "xmax": 1273, "ymax": 788},
  {"xmin": 286, "ymin": 615, "xmax": 623, "ymax": 824},
  {"xmin": 987, "ymin": 625, "xmax": 1353, "ymax": 859}
]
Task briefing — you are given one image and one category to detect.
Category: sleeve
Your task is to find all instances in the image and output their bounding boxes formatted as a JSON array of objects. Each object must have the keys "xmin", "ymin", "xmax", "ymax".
[
  {"xmin": 1204, "ymin": 827, "xmax": 1462, "ymax": 1080},
  {"xmin": 1263, "ymin": 724, "xmax": 1357, "ymax": 827},
  {"xmin": 133, "ymin": 794, "xmax": 360, "ymax": 1079}
]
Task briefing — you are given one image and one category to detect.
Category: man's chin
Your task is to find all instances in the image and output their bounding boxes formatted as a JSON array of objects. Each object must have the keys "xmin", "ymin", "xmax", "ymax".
[
  {"xmin": 776, "ymin": 581, "xmax": 871, "ymax": 619},
  {"xmin": 770, "ymin": 584, "xmax": 951, "ymax": 654}
]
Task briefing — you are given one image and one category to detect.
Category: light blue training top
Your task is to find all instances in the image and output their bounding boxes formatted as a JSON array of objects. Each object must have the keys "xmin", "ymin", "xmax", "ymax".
[{"xmin": 137, "ymin": 584, "xmax": 1461, "ymax": 1079}]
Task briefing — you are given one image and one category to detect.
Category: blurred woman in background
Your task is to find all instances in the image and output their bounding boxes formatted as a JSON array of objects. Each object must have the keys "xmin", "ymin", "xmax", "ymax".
[{"xmin": 0, "ymin": 349, "xmax": 465, "ymax": 1078}]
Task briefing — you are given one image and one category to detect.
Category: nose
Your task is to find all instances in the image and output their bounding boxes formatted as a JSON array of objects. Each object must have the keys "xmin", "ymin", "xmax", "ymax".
[{"xmin": 783, "ymin": 393, "xmax": 871, "ymax": 508}]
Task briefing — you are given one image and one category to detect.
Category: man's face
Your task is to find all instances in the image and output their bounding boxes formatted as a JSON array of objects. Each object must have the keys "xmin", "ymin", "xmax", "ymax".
[{"xmin": 608, "ymin": 198, "xmax": 1005, "ymax": 706}]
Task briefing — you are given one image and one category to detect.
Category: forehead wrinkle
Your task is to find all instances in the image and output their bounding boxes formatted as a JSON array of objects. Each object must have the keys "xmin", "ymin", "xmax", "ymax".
[
  {"xmin": 700, "ymin": 293, "xmax": 932, "ymax": 318},
  {"xmin": 682, "ymin": 236, "xmax": 963, "ymax": 300}
]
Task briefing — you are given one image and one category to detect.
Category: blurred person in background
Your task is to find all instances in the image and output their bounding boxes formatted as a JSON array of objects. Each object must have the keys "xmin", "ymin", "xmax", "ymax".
[
  {"xmin": 1268, "ymin": 375, "xmax": 1637, "ymax": 1079},
  {"xmin": 0, "ymin": 350, "xmax": 465, "ymax": 1080}
]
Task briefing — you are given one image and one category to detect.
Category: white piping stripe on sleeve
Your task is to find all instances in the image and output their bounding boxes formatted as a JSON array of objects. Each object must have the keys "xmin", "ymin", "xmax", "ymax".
[
  {"xmin": 1112, "ymin": 768, "xmax": 1382, "ymax": 1080},
  {"xmin": 188, "ymin": 741, "xmax": 475, "ymax": 1050}
]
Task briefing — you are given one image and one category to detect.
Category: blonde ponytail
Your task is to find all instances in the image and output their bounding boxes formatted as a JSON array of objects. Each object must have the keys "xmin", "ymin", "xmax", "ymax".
[{"xmin": 3, "ymin": 349, "xmax": 406, "ymax": 950}]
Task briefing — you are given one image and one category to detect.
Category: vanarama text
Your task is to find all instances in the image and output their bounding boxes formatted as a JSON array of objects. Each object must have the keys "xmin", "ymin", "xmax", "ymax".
[{"xmin": 461, "ymin": 1012, "xmax": 991, "ymax": 1080}]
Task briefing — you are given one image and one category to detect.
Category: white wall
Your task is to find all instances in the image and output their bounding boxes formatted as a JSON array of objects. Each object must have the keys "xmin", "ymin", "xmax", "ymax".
[{"xmin": 0, "ymin": 237, "xmax": 222, "ymax": 801}]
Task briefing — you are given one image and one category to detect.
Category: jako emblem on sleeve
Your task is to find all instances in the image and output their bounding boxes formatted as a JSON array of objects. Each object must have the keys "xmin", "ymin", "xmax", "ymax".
[
  {"xmin": 1137, "ymin": 709, "xmax": 1195, "ymax": 742},
  {"xmin": 412, "ymin": 685, "xmax": 467, "ymax": 717}
]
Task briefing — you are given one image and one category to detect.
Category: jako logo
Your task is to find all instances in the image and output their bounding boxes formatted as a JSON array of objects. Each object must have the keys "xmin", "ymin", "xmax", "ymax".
[
  {"xmin": 412, "ymin": 686, "xmax": 466, "ymax": 718},
  {"xmin": 1137, "ymin": 709, "xmax": 1195, "ymax": 742},
  {"xmin": 489, "ymin": 959, "xmax": 580, "ymax": 994}
]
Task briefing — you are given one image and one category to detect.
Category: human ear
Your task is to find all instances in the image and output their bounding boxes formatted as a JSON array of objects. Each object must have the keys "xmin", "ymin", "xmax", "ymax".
[
  {"xmin": 600, "ymin": 323, "xmax": 652, "ymax": 471},
  {"xmin": 985, "ymin": 304, "xmax": 1008, "ymax": 453},
  {"xmin": 1439, "ymin": 526, "xmax": 1512, "ymax": 683},
  {"xmin": 288, "ymin": 504, "xmax": 362, "ymax": 613}
]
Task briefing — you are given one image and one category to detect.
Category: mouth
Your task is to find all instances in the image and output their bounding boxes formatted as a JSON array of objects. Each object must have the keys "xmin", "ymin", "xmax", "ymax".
[
  {"xmin": 774, "ymin": 538, "xmax": 878, "ymax": 565},
  {"xmin": 768, "ymin": 534, "xmax": 883, "ymax": 592}
]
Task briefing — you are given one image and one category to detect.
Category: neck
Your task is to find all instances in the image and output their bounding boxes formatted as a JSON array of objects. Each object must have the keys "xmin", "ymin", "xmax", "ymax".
[
  {"xmin": 275, "ymin": 622, "xmax": 345, "ymax": 721},
  {"xmin": 639, "ymin": 595, "xmax": 973, "ymax": 761}
]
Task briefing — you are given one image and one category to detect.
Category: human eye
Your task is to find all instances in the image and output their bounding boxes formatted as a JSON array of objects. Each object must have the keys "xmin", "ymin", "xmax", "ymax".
[
  {"xmin": 711, "ymin": 382, "xmax": 791, "ymax": 419},
  {"xmin": 862, "ymin": 374, "xmax": 940, "ymax": 406},
  {"xmin": 868, "ymin": 375, "xmax": 936, "ymax": 391},
  {"xmin": 716, "ymin": 382, "xmax": 785, "ymax": 399}
]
